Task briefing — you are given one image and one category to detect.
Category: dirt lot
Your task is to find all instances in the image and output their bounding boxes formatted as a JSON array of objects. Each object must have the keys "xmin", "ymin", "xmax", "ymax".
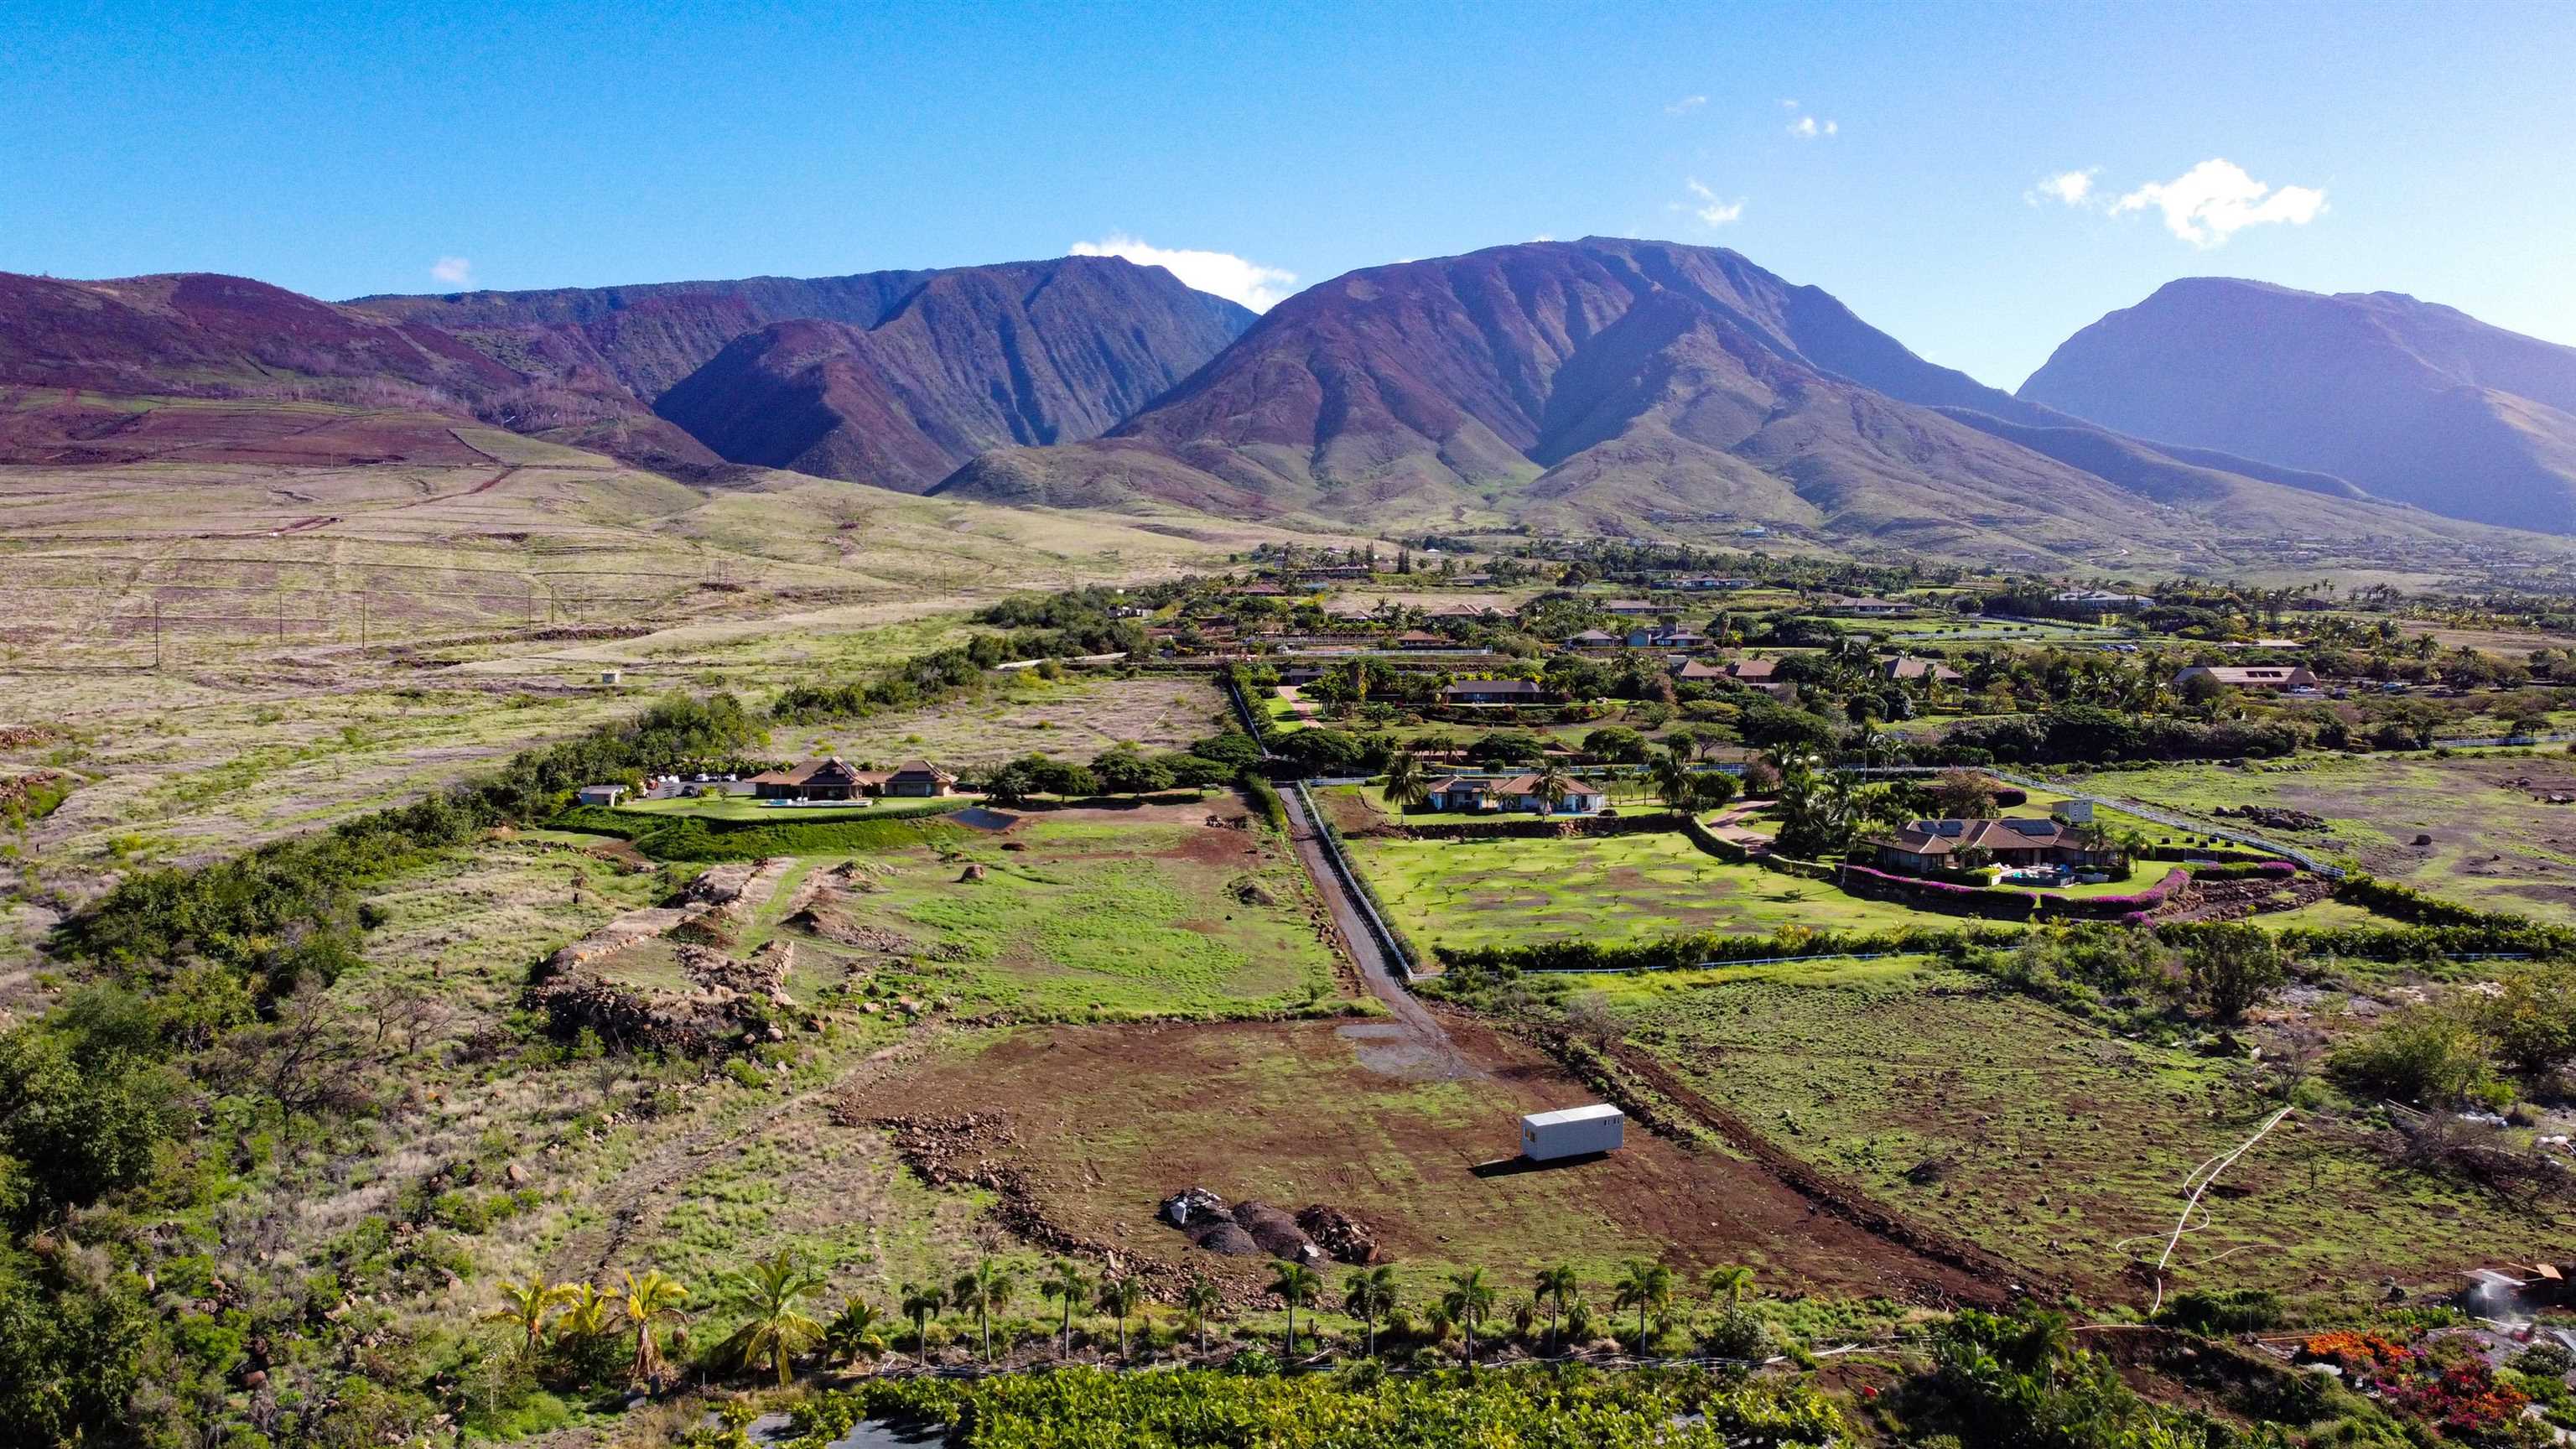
[{"xmin": 843, "ymin": 1016, "xmax": 2000, "ymax": 1306}]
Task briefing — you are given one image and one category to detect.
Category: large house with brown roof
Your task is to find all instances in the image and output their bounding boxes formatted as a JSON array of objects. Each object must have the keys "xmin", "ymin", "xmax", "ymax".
[
  {"xmin": 749, "ymin": 756, "xmax": 956, "ymax": 801},
  {"xmin": 1863, "ymin": 817, "xmax": 2116, "ymax": 876},
  {"xmin": 1440, "ymin": 678, "xmax": 1545, "ymax": 705},
  {"xmin": 1879, "ymin": 655, "xmax": 1964, "ymax": 684},
  {"xmin": 2174, "ymin": 664, "xmax": 2319, "ymax": 693},
  {"xmin": 1425, "ymin": 773, "xmax": 1608, "ymax": 816}
]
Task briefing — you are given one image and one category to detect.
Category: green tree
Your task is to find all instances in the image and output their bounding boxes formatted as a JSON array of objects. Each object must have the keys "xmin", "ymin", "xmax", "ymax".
[
  {"xmin": 1535, "ymin": 1265, "xmax": 1580, "ymax": 1352},
  {"xmin": 1441, "ymin": 1268, "xmax": 1498, "ymax": 1365},
  {"xmin": 1094, "ymin": 1275, "xmax": 1144, "ymax": 1359},
  {"xmin": 1268, "ymin": 1260, "xmax": 1322, "ymax": 1358},
  {"xmin": 1182, "ymin": 1275, "xmax": 1224, "ymax": 1358},
  {"xmin": 617, "ymin": 1269, "xmax": 691, "ymax": 1389},
  {"xmin": 719, "ymin": 1251, "xmax": 828, "ymax": 1386},
  {"xmin": 2182, "ymin": 922, "xmax": 2288, "ymax": 1022},
  {"xmin": 1532, "ymin": 762, "xmax": 1576, "ymax": 815},
  {"xmin": 1703, "ymin": 1263, "xmax": 1756, "ymax": 1311},
  {"xmin": 952, "ymin": 1259, "xmax": 1016, "ymax": 1363},
  {"xmin": 899, "ymin": 1281, "xmax": 946, "ymax": 1363},
  {"xmin": 483, "ymin": 1274, "xmax": 575, "ymax": 1359},
  {"xmin": 823, "ymin": 1296, "xmax": 887, "ymax": 1367},
  {"xmin": 1612, "ymin": 1259, "xmax": 1674, "ymax": 1353},
  {"xmin": 1343, "ymin": 1266, "xmax": 1399, "ymax": 1358},
  {"xmin": 1382, "ymin": 750, "xmax": 1431, "ymax": 814},
  {"xmin": 1040, "ymin": 1259, "xmax": 1091, "ymax": 1359}
]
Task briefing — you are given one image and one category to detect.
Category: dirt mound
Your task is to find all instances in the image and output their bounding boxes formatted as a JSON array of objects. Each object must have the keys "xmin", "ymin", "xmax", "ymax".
[
  {"xmin": 791, "ymin": 903, "xmax": 920, "ymax": 956},
  {"xmin": 1231, "ymin": 1199, "xmax": 1323, "ymax": 1263},
  {"xmin": 1296, "ymin": 1204, "xmax": 1381, "ymax": 1265},
  {"xmin": 2215, "ymin": 804, "xmax": 2326, "ymax": 832},
  {"xmin": 1190, "ymin": 1222, "xmax": 1263, "ymax": 1255}
]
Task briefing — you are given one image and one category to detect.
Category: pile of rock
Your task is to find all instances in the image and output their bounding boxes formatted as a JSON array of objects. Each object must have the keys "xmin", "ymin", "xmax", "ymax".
[
  {"xmin": 1156, "ymin": 1188, "xmax": 1377, "ymax": 1265},
  {"xmin": 2214, "ymin": 804, "xmax": 2327, "ymax": 832}
]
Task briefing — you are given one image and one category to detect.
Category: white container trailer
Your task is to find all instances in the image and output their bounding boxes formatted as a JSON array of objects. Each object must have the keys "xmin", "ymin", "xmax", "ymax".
[{"xmin": 1520, "ymin": 1104, "xmax": 1624, "ymax": 1161}]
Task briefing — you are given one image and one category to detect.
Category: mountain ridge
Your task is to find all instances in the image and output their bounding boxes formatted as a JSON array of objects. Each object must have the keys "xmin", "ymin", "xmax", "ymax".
[{"xmin": 2018, "ymin": 276, "xmax": 2576, "ymax": 532}]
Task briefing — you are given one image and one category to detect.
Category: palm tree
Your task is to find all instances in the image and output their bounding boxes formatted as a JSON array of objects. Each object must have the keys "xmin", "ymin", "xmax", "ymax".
[
  {"xmin": 1702, "ymin": 1264, "xmax": 1756, "ymax": 1312},
  {"xmin": 1343, "ymin": 1266, "xmax": 1399, "ymax": 1358},
  {"xmin": 1268, "ymin": 1260, "xmax": 1322, "ymax": 1358},
  {"xmin": 1441, "ymin": 1268, "xmax": 1498, "ymax": 1365},
  {"xmin": 1532, "ymin": 761, "xmax": 1575, "ymax": 816},
  {"xmin": 1535, "ymin": 1265, "xmax": 1579, "ymax": 1352},
  {"xmin": 484, "ymin": 1273, "xmax": 575, "ymax": 1359},
  {"xmin": 1039, "ymin": 1259, "xmax": 1091, "ymax": 1359},
  {"xmin": 1611, "ymin": 1259, "xmax": 1674, "ymax": 1354},
  {"xmin": 557, "ymin": 1281, "xmax": 615, "ymax": 1343},
  {"xmin": 1094, "ymin": 1275, "xmax": 1144, "ymax": 1359},
  {"xmin": 1382, "ymin": 750, "xmax": 1430, "ymax": 814},
  {"xmin": 719, "ymin": 1251, "xmax": 828, "ymax": 1386},
  {"xmin": 823, "ymin": 1296, "xmax": 887, "ymax": 1368},
  {"xmin": 1182, "ymin": 1275, "xmax": 1224, "ymax": 1358},
  {"xmin": 952, "ymin": 1259, "xmax": 1016, "ymax": 1364},
  {"xmin": 898, "ymin": 1281, "xmax": 946, "ymax": 1363},
  {"xmin": 1649, "ymin": 748, "xmax": 1699, "ymax": 815},
  {"xmin": 617, "ymin": 1269, "xmax": 691, "ymax": 1389}
]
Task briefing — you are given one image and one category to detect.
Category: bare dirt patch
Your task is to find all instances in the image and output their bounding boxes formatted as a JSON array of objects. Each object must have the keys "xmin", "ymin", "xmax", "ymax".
[{"xmin": 841, "ymin": 1017, "xmax": 1998, "ymax": 1305}]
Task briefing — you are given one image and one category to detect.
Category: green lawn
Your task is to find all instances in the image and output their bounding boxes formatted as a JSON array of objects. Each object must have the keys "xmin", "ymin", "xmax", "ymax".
[
  {"xmin": 797, "ymin": 815, "xmax": 1352, "ymax": 1021},
  {"xmin": 1343, "ymin": 828, "xmax": 1947, "ymax": 953},
  {"xmin": 1587, "ymin": 957, "xmax": 2576, "ymax": 1305}
]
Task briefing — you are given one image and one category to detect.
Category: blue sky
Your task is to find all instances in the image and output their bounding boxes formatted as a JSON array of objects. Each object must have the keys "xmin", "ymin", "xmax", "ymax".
[{"xmin": 5, "ymin": 0, "xmax": 2571, "ymax": 387}]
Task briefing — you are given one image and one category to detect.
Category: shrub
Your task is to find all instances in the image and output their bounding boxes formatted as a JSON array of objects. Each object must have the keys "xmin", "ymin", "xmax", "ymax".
[{"xmin": 2330, "ymin": 1005, "xmax": 2496, "ymax": 1106}]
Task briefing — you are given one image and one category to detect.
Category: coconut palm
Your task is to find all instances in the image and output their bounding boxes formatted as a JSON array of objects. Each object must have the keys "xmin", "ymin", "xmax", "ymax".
[
  {"xmin": 1535, "ymin": 1265, "xmax": 1580, "ymax": 1351},
  {"xmin": 1094, "ymin": 1275, "xmax": 1144, "ymax": 1359},
  {"xmin": 1343, "ymin": 1266, "xmax": 1399, "ymax": 1358},
  {"xmin": 1268, "ymin": 1260, "xmax": 1322, "ymax": 1358},
  {"xmin": 719, "ymin": 1251, "xmax": 828, "ymax": 1386},
  {"xmin": 1532, "ymin": 761, "xmax": 1575, "ymax": 815},
  {"xmin": 1702, "ymin": 1264, "xmax": 1756, "ymax": 1311},
  {"xmin": 1182, "ymin": 1275, "xmax": 1224, "ymax": 1358},
  {"xmin": 1611, "ymin": 1259, "xmax": 1674, "ymax": 1353},
  {"xmin": 617, "ymin": 1269, "xmax": 691, "ymax": 1389},
  {"xmin": 484, "ymin": 1273, "xmax": 575, "ymax": 1359},
  {"xmin": 823, "ymin": 1296, "xmax": 887, "ymax": 1368},
  {"xmin": 898, "ymin": 1281, "xmax": 946, "ymax": 1363},
  {"xmin": 1649, "ymin": 749, "xmax": 1699, "ymax": 814},
  {"xmin": 1441, "ymin": 1268, "xmax": 1498, "ymax": 1365},
  {"xmin": 951, "ymin": 1259, "xmax": 1016, "ymax": 1364},
  {"xmin": 1039, "ymin": 1259, "xmax": 1091, "ymax": 1359},
  {"xmin": 1382, "ymin": 750, "xmax": 1430, "ymax": 814}
]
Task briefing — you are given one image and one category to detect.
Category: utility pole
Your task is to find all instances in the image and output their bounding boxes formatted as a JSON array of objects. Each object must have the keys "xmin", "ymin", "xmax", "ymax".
[
  {"xmin": 359, "ymin": 591, "xmax": 369, "ymax": 650},
  {"xmin": 152, "ymin": 600, "xmax": 163, "ymax": 671}
]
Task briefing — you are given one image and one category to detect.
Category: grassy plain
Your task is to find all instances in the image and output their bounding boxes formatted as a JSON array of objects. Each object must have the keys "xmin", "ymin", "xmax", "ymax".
[
  {"xmin": 2054, "ymin": 752, "xmax": 2576, "ymax": 922},
  {"xmin": 1589, "ymin": 957, "xmax": 2576, "ymax": 1305},
  {"xmin": 1341, "ymin": 827, "xmax": 1939, "ymax": 953}
]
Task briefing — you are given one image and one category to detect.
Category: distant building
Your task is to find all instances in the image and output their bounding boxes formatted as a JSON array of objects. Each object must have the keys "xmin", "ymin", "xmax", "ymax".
[
  {"xmin": 1879, "ymin": 655, "xmax": 1964, "ymax": 683},
  {"xmin": 1815, "ymin": 595, "xmax": 1910, "ymax": 617},
  {"xmin": 2053, "ymin": 588, "xmax": 2155, "ymax": 611},
  {"xmin": 1391, "ymin": 630, "xmax": 1452, "ymax": 650},
  {"xmin": 1864, "ymin": 818, "xmax": 2117, "ymax": 875},
  {"xmin": 1602, "ymin": 599, "xmax": 1661, "ymax": 615},
  {"xmin": 1425, "ymin": 773, "xmax": 1608, "ymax": 816},
  {"xmin": 2174, "ymin": 664, "xmax": 2319, "ymax": 693},
  {"xmin": 575, "ymin": 784, "xmax": 626, "ymax": 808},
  {"xmin": 1565, "ymin": 628, "xmax": 1622, "ymax": 648},
  {"xmin": 750, "ymin": 757, "xmax": 868, "ymax": 801},
  {"xmin": 1673, "ymin": 659, "xmax": 1729, "ymax": 683},
  {"xmin": 1440, "ymin": 678, "xmax": 1545, "ymax": 705},
  {"xmin": 881, "ymin": 760, "xmax": 958, "ymax": 797},
  {"xmin": 1677, "ymin": 576, "xmax": 1757, "ymax": 590}
]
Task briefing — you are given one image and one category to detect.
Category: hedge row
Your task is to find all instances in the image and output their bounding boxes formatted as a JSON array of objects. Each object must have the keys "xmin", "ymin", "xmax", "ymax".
[
  {"xmin": 1434, "ymin": 923, "xmax": 2028, "ymax": 973},
  {"xmin": 553, "ymin": 802, "xmax": 969, "ymax": 861},
  {"xmin": 1403, "ymin": 812, "xmax": 1686, "ymax": 842}
]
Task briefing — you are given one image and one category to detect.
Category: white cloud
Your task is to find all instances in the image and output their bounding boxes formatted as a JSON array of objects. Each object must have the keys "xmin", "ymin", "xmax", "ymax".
[
  {"xmin": 1665, "ymin": 94, "xmax": 1706, "ymax": 116},
  {"xmin": 1685, "ymin": 179, "xmax": 1745, "ymax": 227},
  {"xmin": 429, "ymin": 256, "xmax": 472, "ymax": 286},
  {"xmin": 2026, "ymin": 169, "xmax": 2099, "ymax": 207},
  {"xmin": 1068, "ymin": 232, "xmax": 1297, "ymax": 310},
  {"xmin": 1782, "ymin": 101, "xmax": 1836, "ymax": 139},
  {"xmin": 2111, "ymin": 158, "xmax": 2327, "ymax": 247}
]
